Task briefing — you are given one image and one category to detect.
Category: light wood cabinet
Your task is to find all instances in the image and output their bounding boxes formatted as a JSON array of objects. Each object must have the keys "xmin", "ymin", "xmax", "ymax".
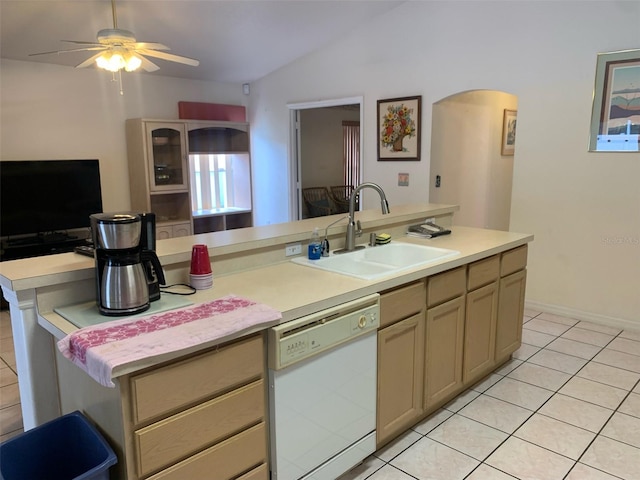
[
  {"xmin": 463, "ymin": 255, "xmax": 500, "ymax": 384},
  {"xmin": 126, "ymin": 119, "xmax": 193, "ymax": 239},
  {"xmin": 495, "ymin": 245, "xmax": 528, "ymax": 361},
  {"xmin": 123, "ymin": 333, "xmax": 268, "ymax": 479},
  {"xmin": 424, "ymin": 295, "xmax": 465, "ymax": 409},
  {"xmin": 377, "ymin": 281, "xmax": 426, "ymax": 447}
]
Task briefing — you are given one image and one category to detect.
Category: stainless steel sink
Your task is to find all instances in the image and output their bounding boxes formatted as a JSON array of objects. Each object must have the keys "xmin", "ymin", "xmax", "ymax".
[{"xmin": 291, "ymin": 242, "xmax": 460, "ymax": 280}]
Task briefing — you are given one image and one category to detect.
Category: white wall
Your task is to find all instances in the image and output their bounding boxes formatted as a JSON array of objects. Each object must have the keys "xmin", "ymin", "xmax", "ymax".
[
  {"xmin": 248, "ymin": 1, "xmax": 640, "ymax": 325},
  {"xmin": 0, "ymin": 59, "xmax": 246, "ymax": 212}
]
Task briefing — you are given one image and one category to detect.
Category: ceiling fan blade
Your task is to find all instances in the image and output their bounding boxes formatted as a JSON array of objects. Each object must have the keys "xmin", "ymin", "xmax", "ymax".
[
  {"xmin": 29, "ymin": 46, "xmax": 107, "ymax": 57},
  {"xmin": 138, "ymin": 55, "xmax": 160, "ymax": 72},
  {"xmin": 75, "ymin": 52, "xmax": 105, "ymax": 69},
  {"xmin": 62, "ymin": 40, "xmax": 102, "ymax": 46},
  {"xmin": 136, "ymin": 48, "xmax": 199, "ymax": 67},
  {"xmin": 133, "ymin": 42, "xmax": 169, "ymax": 51}
]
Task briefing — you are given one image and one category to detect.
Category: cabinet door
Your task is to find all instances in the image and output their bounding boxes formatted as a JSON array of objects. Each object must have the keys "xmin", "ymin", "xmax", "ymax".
[
  {"xmin": 172, "ymin": 222, "xmax": 193, "ymax": 238},
  {"xmin": 146, "ymin": 122, "xmax": 189, "ymax": 192},
  {"xmin": 425, "ymin": 296, "xmax": 465, "ymax": 409},
  {"xmin": 463, "ymin": 282, "xmax": 498, "ymax": 385},
  {"xmin": 496, "ymin": 269, "xmax": 527, "ymax": 361},
  {"xmin": 377, "ymin": 312, "xmax": 425, "ymax": 447}
]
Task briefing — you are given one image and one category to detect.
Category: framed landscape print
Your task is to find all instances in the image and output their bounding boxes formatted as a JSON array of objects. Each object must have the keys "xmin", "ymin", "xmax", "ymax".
[
  {"xmin": 501, "ymin": 109, "xmax": 517, "ymax": 156},
  {"xmin": 589, "ymin": 49, "xmax": 640, "ymax": 152},
  {"xmin": 377, "ymin": 96, "xmax": 421, "ymax": 161}
]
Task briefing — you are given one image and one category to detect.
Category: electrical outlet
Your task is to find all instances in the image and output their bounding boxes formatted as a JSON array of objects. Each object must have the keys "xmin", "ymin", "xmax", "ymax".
[{"xmin": 285, "ymin": 243, "xmax": 302, "ymax": 257}]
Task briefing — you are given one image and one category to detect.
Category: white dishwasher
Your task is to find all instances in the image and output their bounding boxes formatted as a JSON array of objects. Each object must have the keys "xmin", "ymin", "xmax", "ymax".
[{"xmin": 268, "ymin": 294, "xmax": 380, "ymax": 480}]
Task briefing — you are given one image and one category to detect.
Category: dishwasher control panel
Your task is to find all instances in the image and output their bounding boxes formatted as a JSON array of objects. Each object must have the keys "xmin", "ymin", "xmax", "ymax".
[{"xmin": 268, "ymin": 293, "xmax": 380, "ymax": 369}]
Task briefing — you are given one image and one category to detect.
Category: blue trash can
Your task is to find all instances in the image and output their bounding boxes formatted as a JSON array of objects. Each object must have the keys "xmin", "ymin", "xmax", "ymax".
[{"xmin": 0, "ymin": 411, "xmax": 117, "ymax": 480}]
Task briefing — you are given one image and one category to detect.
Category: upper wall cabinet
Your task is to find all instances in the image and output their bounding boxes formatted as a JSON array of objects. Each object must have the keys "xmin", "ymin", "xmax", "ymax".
[
  {"xmin": 187, "ymin": 121, "xmax": 250, "ymax": 153},
  {"xmin": 145, "ymin": 122, "xmax": 190, "ymax": 192}
]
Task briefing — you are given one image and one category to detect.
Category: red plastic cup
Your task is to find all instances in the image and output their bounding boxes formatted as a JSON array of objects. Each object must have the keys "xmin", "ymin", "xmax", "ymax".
[{"xmin": 190, "ymin": 244, "xmax": 212, "ymax": 275}]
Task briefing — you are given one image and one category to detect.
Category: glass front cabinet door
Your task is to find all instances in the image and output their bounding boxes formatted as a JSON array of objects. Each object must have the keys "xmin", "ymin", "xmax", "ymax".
[{"xmin": 145, "ymin": 122, "xmax": 189, "ymax": 192}]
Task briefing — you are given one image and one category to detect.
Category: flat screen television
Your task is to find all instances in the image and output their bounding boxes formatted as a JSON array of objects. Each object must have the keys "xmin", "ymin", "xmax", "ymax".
[{"xmin": 1, "ymin": 159, "xmax": 103, "ymax": 240}]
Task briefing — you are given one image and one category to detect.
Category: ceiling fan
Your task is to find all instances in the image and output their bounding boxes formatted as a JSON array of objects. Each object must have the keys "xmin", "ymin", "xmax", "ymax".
[{"xmin": 29, "ymin": 0, "xmax": 199, "ymax": 74}]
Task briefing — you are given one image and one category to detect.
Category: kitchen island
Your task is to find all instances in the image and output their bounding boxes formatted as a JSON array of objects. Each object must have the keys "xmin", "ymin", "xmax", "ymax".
[{"xmin": 0, "ymin": 203, "xmax": 533, "ymax": 479}]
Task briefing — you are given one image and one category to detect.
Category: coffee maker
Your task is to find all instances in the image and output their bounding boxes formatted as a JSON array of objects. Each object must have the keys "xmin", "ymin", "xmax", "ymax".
[{"xmin": 90, "ymin": 213, "xmax": 165, "ymax": 316}]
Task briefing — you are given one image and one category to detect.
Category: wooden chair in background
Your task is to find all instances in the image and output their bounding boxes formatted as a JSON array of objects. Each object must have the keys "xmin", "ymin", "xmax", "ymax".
[
  {"xmin": 302, "ymin": 187, "xmax": 333, "ymax": 217},
  {"xmin": 330, "ymin": 185, "xmax": 356, "ymax": 214}
]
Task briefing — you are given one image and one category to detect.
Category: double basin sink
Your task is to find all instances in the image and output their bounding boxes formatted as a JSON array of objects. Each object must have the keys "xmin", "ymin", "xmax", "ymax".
[{"xmin": 291, "ymin": 242, "xmax": 460, "ymax": 280}]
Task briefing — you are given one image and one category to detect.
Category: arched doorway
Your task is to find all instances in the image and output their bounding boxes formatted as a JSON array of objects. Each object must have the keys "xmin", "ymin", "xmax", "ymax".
[{"xmin": 429, "ymin": 90, "xmax": 518, "ymax": 231}]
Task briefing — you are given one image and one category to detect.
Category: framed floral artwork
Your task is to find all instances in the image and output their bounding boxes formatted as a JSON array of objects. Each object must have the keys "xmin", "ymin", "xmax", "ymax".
[
  {"xmin": 589, "ymin": 49, "xmax": 640, "ymax": 152},
  {"xmin": 377, "ymin": 96, "xmax": 421, "ymax": 161},
  {"xmin": 501, "ymin": 109, "xmax": 517, "ymax": 156}
]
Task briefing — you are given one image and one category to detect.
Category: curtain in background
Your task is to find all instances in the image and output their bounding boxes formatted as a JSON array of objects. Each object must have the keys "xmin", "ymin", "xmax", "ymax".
[{"xmin": 342, "ymin": 121, "xmax": 360, "ymax": 187}]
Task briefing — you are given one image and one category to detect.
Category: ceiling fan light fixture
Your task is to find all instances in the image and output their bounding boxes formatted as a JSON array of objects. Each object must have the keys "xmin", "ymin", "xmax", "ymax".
[{"xmin": 96, "ymin": 49, "xmax": 141, "ymax": 73}]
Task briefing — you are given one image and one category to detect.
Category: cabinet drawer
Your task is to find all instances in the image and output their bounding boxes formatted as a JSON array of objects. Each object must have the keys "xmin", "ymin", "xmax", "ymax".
[
  {"xmin": 467, "ymin": 255, "xmax": 500, "ymax": 291},
  {"xmin": 131, "ymin": 334, "xmax": 263, "ymax": 425},
  {"xmin": 147, "ymin": 422, "xmax": 267, "ymax": 480},
  {"xmin": 135, "ymin": 380, "xmax": 265, "ymax": 477},
  {"xmin": 501, "ymin": 245, "xmax": 528, "ymax": 277},
  {"xmin": 237, "ymin": 464, "xmax": 268, "ymax": 480},
  {"xmin": 380, "ymin": 280, "xmax": 426, "ymax": 328},
  {"xmin": 427, "ymin": 267, "xmax": 466, "ymax": 307}
]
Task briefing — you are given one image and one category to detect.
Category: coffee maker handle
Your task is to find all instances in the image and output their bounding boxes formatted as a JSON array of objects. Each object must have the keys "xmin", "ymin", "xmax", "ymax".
[{"xmin": 141, "ymin": 250, "xmax": 166, "ymax": 286}]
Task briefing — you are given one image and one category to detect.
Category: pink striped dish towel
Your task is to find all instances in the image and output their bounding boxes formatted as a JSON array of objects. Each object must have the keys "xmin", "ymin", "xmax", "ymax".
[{"xmin": 58, "ymin": 295, "xmax": 282, "ymax": 387}]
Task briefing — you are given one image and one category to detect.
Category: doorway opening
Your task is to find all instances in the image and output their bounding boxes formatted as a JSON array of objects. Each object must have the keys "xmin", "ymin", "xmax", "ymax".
[
  {"xmin": 288, "ymin": 97, "xmax": 363, "ymax": 220},
  {"xmin": 429, "ymin": 90, "xmax": 518, "ymax": 231}
]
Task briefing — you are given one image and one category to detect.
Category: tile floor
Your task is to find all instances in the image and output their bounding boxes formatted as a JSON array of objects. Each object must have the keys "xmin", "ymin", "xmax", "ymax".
[
  {"xmin": 340, "ymin": 309, "xmax": 640, "ymax": 480},
  {"xmin": 0, "ymin": 308, "xmax": 23, "ymax": 443},
  {"xmin": 1, "ymin": 308, "xmax": 638, "ymax": 479}
]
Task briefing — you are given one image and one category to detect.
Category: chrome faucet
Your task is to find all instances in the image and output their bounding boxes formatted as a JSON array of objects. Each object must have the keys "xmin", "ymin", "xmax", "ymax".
[{"xmin": 338, "ymin": 182, "xmax": 390, "ymax": 253}]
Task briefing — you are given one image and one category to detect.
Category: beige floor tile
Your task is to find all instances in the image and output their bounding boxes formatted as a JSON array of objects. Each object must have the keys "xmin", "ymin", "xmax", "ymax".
[
  {"xmin": 524, "ymin": 318, "xmax": 572, "ymax": 336},
  {"xmin": 0, "ymin": 383, "xmax": 20, "ymax": 408},
  {"xmin": 512, "ymin": 343, "xmax": 539, "ymax": 361},
  {"xmin": 538, "ymin": 394, "xmax": 613, "ymax": 433},
  {"xmin": 493, "ymin": 358, "xmax": 522, "ymax": 376},
  {"xmin": 593, "ymin": 349, "xmax": 640, "ymax": 374},
  {"xmin": 484, "ymin": 377, "xmax": 553, "ymax": 411},
  {"xmin": 635, "ymin": 382, "xmax": 640, "ymax": 394},
  {"xmin": 338, "ymin": 455, "xmax": 385, "ymax": 480},
  {"xmin": 426, "ymin": 414, "xmax": 508, "ymax": 461},
  {"xmin": 366, "ymin": 465, "xmax": 415, "ymax": 480},
  {"xmin": 545, "ymin": 337, "xmax": 602, "ymax": 360},
  {"xmin": 577, "ymin": 362, "xmax": 640, "ymax": 390},
  {"xmin": 0, "ymin": 365, "xmax": 17, "ymax": 387},
  {"xmin": 391, "ymin": 437, "xmax": 479, "ymax": 480},
  {"xmin": 0, "ymin": 403, "xmax": 23, "ymax": 434},
  {"xmin": 581, "ymin": 435, "xmax": 640, "ymax": 479},
  {"xmin": 458, "ymin": 395, "xmax": 532, "ymax": 434},
  {"xmin": 620, "ymin": 330, "xmax": 640, "ymax": 342},
  {"xmin": 565, "ymin": 463, "xmax": 622, "ymax": 479},
  {"xmin": 412, "ymin": 408, "xmax": 452, "ymax": 436},
  {"xmin": 443, "ymin": 388, "xmax": 480, "ymax": 412},
  {"xmin": 618, "ymin": 392, "xmax": 640, "ymax": 418},
  {"xmin": 523, "ymin": 308, "xmax": 541, "ymax": 318},
  {"xmin": 606, "ymin": 337, "xmax": 640, "ymax": 357},
  {"xmin": 513, "ymin": 413, "xmax": 595, "ymax": 460},
  {"xmin": 374, "ymin": 429, "xmax": 422, "ymax": 462},
  {"xmin": 527, "ymin": 348, "xmax": 588, "ymax": 375},
  {"xmin": 601, "ymin": 412, "xmax": 640, "ymax": 448},
  {"xmin": 562, "ymin": 327, "xmax": 615, "ymax": 347},
  {"xmin": 0, "ymin": 337, "xmax": 15, "ymax": 357},
  {"xmin": 486, "ymin": 436, "xmax": 574, "ymax": 480},
  {"xmin": 558, "ymin": 376, "xmax": 628, "ymax": 409},
  {"xmin": 537, "ymin": 312, "xmax": 579, "ymax": 327},
  {"xmin": 521, "ymin": 328, "xmax": 556, "ymax": 348},
  {"xmin": 575, "ymin": 321, "xmax": 622, "ymax": 336},
  {"xmin": 507, "ymin": 362, "xmax": 572, "ymax": 391},
  {"xmin": 470, "ymin": 373, "xmax": 502, "ymax": 393},
  {"xmin": 465, "ymin": 464, "xmax": 515, "ymax": 479}
]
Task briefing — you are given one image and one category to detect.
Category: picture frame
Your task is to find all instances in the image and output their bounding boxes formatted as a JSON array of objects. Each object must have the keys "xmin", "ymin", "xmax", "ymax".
[
  {"xmin": 377, "ymin": 96, "xmax": 421, "ymax": 161},
  {"xmin": 501, "ymin": 109, "xmax": 517, "ymax": 156},
  {"xmin": 589, "ymin": 49, "xmax": 640, "ymax": 152}
]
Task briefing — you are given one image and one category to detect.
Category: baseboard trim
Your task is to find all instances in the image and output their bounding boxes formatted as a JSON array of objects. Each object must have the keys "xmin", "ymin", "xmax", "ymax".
[{"xmin": 525, "ymin": 300, "xmax": 639, "ymax": 332}]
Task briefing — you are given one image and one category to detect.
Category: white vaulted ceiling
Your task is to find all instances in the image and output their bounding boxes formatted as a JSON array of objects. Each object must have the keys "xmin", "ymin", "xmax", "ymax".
[{"xmin": 0, "ymin": 0, "xmax": 405, "ymax": 83}]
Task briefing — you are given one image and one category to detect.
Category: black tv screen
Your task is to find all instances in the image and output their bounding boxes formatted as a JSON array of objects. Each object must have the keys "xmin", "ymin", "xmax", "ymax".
[{"xmin": 1, "ymin": 159, "xmax": 103, "ymax": 238}]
